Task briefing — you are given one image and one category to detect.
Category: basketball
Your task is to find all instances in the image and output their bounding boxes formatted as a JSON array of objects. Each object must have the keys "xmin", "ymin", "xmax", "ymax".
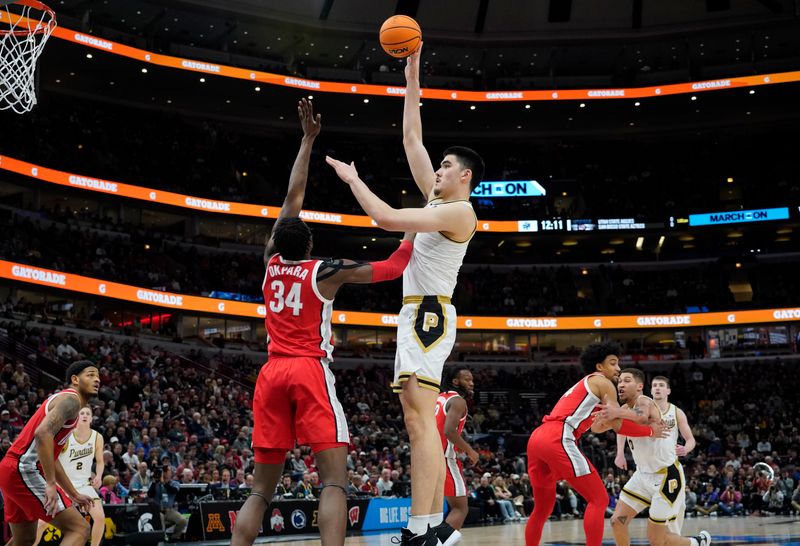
[{"xmin": 379, "ymin": 15, "xmax": 421, "ymax": 58}]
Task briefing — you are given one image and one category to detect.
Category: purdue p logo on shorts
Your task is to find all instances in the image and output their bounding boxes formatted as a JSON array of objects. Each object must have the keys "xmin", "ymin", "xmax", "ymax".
[
  {"xmin": 412, "ymin": 296, "xmax": 448, "ymax": 352},
  {"xmin": 422, "ymin": 312, "xmax": 439, "ymax": 332},
  {"xmin": 660, "ymin": 463, "xmax": 683, "ymax": 505}
]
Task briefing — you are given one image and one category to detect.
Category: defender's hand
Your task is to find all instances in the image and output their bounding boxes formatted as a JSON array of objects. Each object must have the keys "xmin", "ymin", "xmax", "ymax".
[{"xmin": 299, "ymin": 98, "xmax": 321, "ymax": 139}]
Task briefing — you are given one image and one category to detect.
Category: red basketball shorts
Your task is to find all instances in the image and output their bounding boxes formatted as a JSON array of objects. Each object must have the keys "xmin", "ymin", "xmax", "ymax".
[
  {"xmin": 252, "ymin": 356, "xmax": 349, "ymax": 451},
  {"xmin": 444, "ymin": 457, "xmax": 467, "ymax": 497},
  {"xmin": 526, "ymin": 421, "xmax": 598, "ymax": 488},
  {"xmin": 0, "ymin": 456, "xmax": 72, "ymax": 523}
]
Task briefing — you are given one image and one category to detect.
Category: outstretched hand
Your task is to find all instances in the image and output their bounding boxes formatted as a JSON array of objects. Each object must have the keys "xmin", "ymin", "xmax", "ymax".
[
  {"xmin": 404, "ymin": 41, "xmax": 423, "ymax": 83},
  {"xmin": 298, "ymin": 98, "xmax": 321, "ymax": 138},
  {"xmin": 325, "ymin": 156, "xmax": 360, "ymax": 185}
]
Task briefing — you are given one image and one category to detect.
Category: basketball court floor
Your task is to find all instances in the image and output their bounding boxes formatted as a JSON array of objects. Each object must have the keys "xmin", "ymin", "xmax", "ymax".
[{"xmin": 197, "ymin": 516, "xmax": 799, "ymax": 545}]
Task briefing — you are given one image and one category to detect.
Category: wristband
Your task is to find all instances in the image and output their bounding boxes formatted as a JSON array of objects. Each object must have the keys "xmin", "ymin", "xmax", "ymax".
[{"xmin": 618, "ymin": 420, "xmax": 653, "ymax": 437}]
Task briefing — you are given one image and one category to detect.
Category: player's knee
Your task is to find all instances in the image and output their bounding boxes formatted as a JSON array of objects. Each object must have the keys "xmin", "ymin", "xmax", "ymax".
[
  {"xmin": 68, "ymin": 517, "xmax": 91, "ymax": 541},
  {"xmin": 646, "ymin": 525, "xmax": 666, "ymax": 546}
]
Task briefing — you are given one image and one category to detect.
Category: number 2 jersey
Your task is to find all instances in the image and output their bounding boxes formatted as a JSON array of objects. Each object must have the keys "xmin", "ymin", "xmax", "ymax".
[{"xmin": 263, "ymin": 254, "xmax": 334, "ymax": 362}]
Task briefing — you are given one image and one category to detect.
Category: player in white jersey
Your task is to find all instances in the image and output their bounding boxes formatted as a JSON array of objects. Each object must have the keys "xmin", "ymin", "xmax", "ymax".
[
  {"xmin": 36, "ymin": 406, "xmax": 106, "ymax": 546},
  {"xmin": 607, "ymin": 370, "xmax": 709, "ymax": 546},
  {"xmin": 326, "ymin": 43, "xmax": 483, "ymax": 546}
]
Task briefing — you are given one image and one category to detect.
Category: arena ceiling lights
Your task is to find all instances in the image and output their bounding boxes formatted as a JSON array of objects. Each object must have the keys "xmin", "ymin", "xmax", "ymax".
[{"xmin": 50, "ymin": 26, "xmax": 800, "ymax": 102}]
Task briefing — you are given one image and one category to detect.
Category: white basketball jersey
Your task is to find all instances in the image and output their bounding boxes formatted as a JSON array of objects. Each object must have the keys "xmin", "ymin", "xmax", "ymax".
[
  {"xmin": 59, "ymin": 430, "xmax": 96, "ymax": 487},
  {"xmin": 402, "ymin": 200, "xmax": 476, "ymax": 299},
  {"xmin": 628, "ymin": 398, "xmax": 679, "ymax": 473}
]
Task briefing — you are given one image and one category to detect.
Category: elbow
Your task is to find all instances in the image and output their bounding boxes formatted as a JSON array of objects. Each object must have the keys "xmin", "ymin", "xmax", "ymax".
[{"xmin": 374, "ymin": 213, "xmax": 400, "ymax": 232}]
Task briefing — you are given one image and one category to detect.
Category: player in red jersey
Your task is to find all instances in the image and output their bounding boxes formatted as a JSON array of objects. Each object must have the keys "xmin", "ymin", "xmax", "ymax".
[
  {"xmin": 0, "ymin": 360, "xmax": 99, "ymax": 546},
  {"xmin": 525, "ymin": 343, "xmax": 667, "ymax": 546},
  {"xmin": 433, "ymin": 367, "xmax": 478, "ymax": 545},
  {"xmin": 230, "ymin": 100, "xmax": 413, "ymax": 546}
]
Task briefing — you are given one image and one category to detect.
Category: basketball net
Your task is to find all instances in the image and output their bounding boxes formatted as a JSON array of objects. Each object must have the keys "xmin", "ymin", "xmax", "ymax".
[{"xmin": 0, "ymin": 0, "xmax": 56, "ymax": 114}]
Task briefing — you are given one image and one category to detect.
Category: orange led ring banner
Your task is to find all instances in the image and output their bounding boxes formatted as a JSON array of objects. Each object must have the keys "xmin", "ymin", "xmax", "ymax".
[
  {"xmin": 3, "ymin": 260, "xmax": 800, "ymax": 330},
  {"xmin": 0, "ymin": 154, "xmax": 522, "ymax": 232},
  {"xmin": 48, "ymin": 27, "xmax": 800, "ymax": 101},
  {"xmin": 0, "ymin": 6, "xmax": 788, "ymax": 102}
]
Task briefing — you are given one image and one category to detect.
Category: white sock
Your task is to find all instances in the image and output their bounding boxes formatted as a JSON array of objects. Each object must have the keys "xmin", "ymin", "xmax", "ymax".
[
  {"xmin": 408, "ymin": 515, "xmax": 429, "ymax": 535},
  {"xmin": 429, "ymin": 512, "xmax": 444, "ymax": 527},
  {"xmin": 689, "ymin": 538, "xmax": 699, "ymax": 546}
]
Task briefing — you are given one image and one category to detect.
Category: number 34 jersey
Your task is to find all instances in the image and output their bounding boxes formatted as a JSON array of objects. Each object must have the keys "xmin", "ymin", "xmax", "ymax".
[{"xmin": 263, "ymin": 255, "xmax": 334, "ymax": 362}]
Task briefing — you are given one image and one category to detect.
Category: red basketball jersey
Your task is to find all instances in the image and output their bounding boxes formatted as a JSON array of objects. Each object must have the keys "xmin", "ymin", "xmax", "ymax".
[
  {"xmin": 542, "ymin": 373, "xmax": 602, "ymax": 440},
  {"xmin": 5, "ymin": 389, "xmax": 80, "ymax": 463},
  {"xmin": 435, "ymin": 391, "xmax": 467, "ymax": 458},
  {"xmin": 263, "ymin": 254, "xmax": 334, "ymax": 361}
]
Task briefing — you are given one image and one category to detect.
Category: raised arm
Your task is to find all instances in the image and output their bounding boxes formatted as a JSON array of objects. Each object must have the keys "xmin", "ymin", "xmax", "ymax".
[
  {"xmin": 402, "ymin": 44, "xmax": 436, "ymax": 199},
  {"xmin": 443, "ymin": 396, "xmax": 479, "ymax": 464},
  {"xmin": 264, "ymin": 98, "xmax": 321, "ymax": 263},
  {"xmin": 325, "ymin": 157, "xmax": 474, "ymax": 235},
  {"xmin": 315, "ymin": 233, "xmax": 414, "ymax": 299},
  {"xmin": 676, "ymin": 407, "xmax": 696, "ymax": 457}
]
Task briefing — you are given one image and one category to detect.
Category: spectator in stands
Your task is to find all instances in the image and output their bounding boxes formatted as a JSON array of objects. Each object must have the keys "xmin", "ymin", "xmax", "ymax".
[
  {"xmin": 240, "ymin": 474, "xmax": 254, "ymax": 490},
  {"xmin": 293, "ymin": 472, "xmax": 315, "ymax": 499},
  {"xmin": 475, "ymin": 475, "xmax": 499, "ymax": 521},
  {"xmin": 696, "ymin": 483, "xmax": 720, "ymax": 516},
  {"xmin": 363, "ymin": 474, "xmax": 379, "ymax": 496},
  {"xmin": 99, "ymin": 475, "xmax": 125, "ymax": 504},
  {"xmin": 719, "ymin": 484, "xmax": 744, "ymax": 516},
  {"xmin": 507, "ymin": 474, "xmax": 528, "ymax": 517},
  {"xmin": 377, "ymin": 468, "xmax": 394, "ymax": 497},
  {"xmin": 289, "ymin": 448, "xmax": 308, "ymax": 482},
  {"xmin": 347, "ymin": 474, "xmax": 364, "ymax": 496},
  {"xmin": 180, "ymin": 468, "xmax": 195, "ymax": 484},
  {"xmin": 275, "ymin": 475, "xmax": 294, "ymax": 500},
  {"xmin": 762, "ymin": 484, "xmax": 785, "ymax": 515},
  {"xmin": 493, "ymin": 476, "xmax": 518, "ymax": 521},
  {"xmin": 129, "ymin": 461, "xmax": 152, "ymax": 492},
  {"xmin": 148, "ymin": 466, "xmax": 187, "ymax": 541}
]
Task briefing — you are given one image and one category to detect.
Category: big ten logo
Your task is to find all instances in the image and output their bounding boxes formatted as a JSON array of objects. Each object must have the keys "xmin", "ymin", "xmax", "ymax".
[
  {"xmin": 103, "ymin": 517, "xmax": 117, "ymax": 539},
  {"xmin": 206, "ymin": 512, "xmax": 225, "ymax": 533},
  {"xmin": 42, "ymin": 525, "xmax": 61, "ymax": 542},
  {"xmin": 228, "ymin": 510, "xmax": 262, "ymax": 534},
  {"xmin": 422, "ymin": 312, "xmax": 439, "ymax": 332}
]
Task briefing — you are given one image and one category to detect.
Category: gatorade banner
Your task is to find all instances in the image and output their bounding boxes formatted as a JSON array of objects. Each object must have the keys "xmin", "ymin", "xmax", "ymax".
[
  {"xmin": 0, "ymin": 154, "xmax": 522, "ymax": 232},
  {"xmin": 2, "ymin": 260, "xmax": 800, "ymax": 330},
  {"xmin": 39, "ymin": 24, "xmax": 800, "ymax": 102},
  {"xmin": 1, "ymin": 11, "xmax": 794, "ymax": 101}
]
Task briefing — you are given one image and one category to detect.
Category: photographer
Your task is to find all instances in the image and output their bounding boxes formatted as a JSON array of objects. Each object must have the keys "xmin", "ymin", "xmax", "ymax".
[
  {"xmin": 762, "ymin": 484, "xmax": 785, "ymax": 515},
  {"xmin": 719, "ymin": 484, "xmax": 744, "ymax": 516},
  {"xmin": 148, "ymin": 466, "xmax": 187, "ymax": 542}
]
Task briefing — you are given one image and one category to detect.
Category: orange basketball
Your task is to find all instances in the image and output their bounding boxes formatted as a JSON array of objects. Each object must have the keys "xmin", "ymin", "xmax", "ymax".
[{"xmin": 379, "ymin": 15, "xmax": 421, "ymax": 58}]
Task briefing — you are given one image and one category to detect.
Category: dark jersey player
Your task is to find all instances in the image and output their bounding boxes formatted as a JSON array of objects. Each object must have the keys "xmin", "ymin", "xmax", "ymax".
[
  {"xmin": 525, "ymin": 343, "xmax": 668, "ymax": 546},
  {"xmin": 230, "ymin": 100, "xmax": 413, "ymax": 546},
  {"xmin": 0, "ymin": 361, "xmax": 99, "ymax": 546}
]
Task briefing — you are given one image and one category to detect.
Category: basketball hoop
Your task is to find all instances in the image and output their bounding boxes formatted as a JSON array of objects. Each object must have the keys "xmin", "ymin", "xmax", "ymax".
[{"xmin": 0, "ymin": 0, "xmax": 56, "ymax": 114}]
